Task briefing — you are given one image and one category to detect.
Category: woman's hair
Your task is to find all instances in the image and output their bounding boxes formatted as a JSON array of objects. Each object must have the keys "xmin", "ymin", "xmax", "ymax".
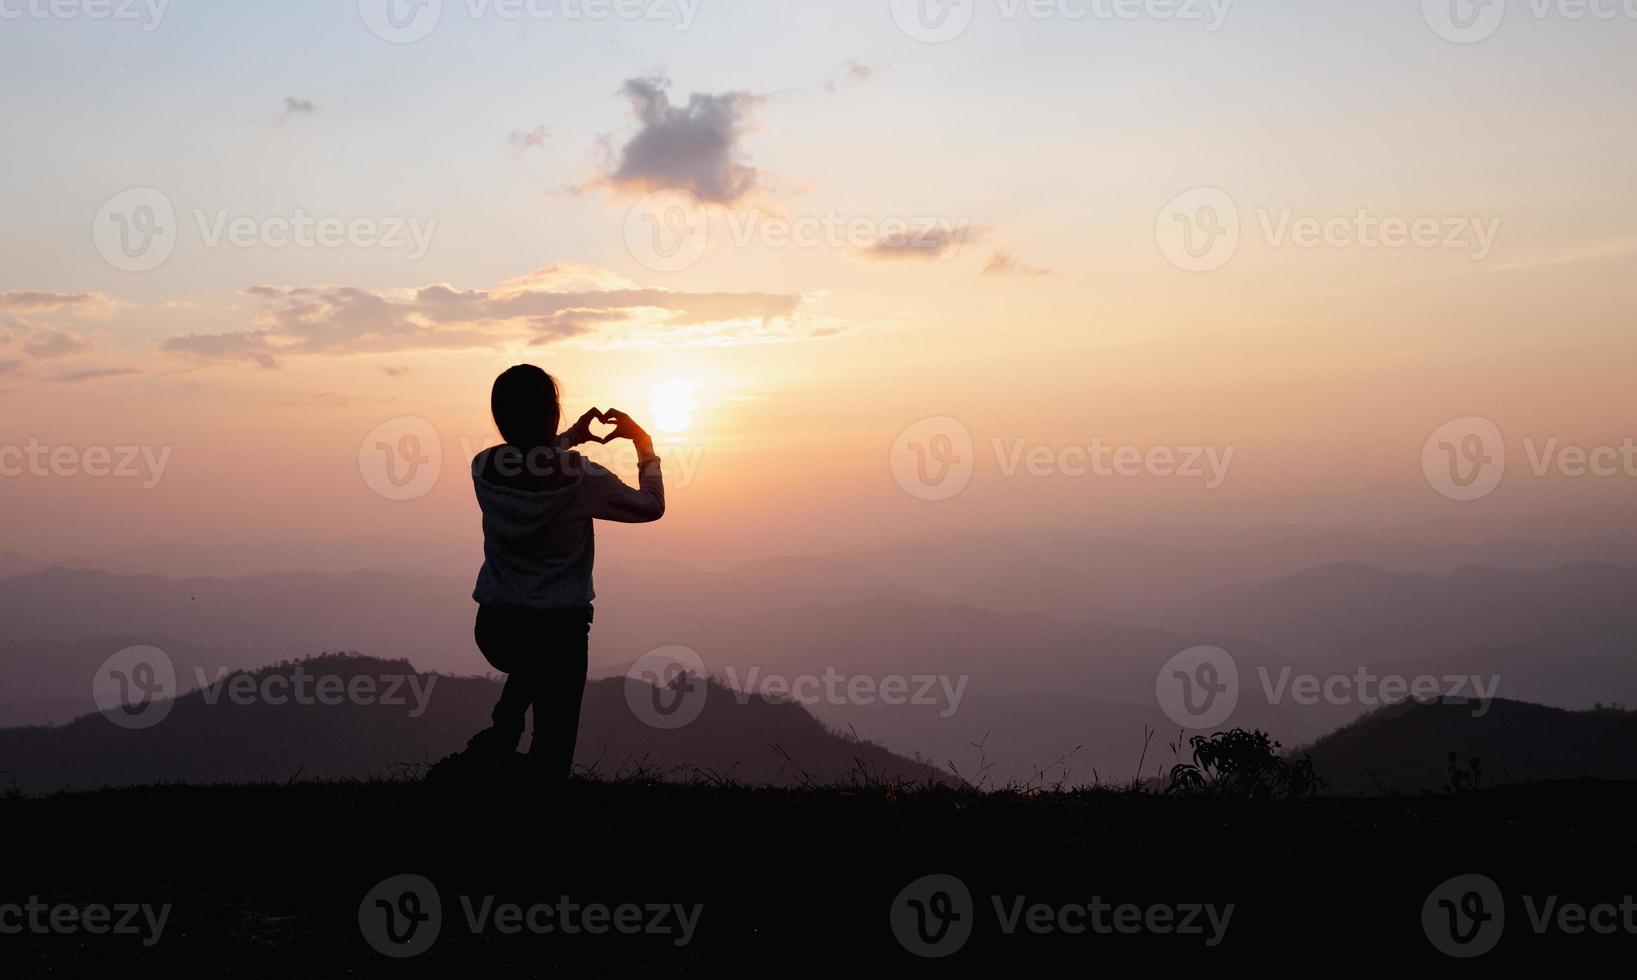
[{"xmin": 491, "ymin": 364, "xmax": 561, "ymax": 449}]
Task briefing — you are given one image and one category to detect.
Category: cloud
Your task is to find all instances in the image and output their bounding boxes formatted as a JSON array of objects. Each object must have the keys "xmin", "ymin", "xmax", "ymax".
[
  {"xmin": 53, "ymin": 367, "xmax": 140, "ymax": 383},
  {"xmin": 160, "ymin": 264, "xmax": 825, "ymax": 367},
  {"xmin": 0, "ymin": 291, "xmax": 115, "ymax": 315},
  {"xmin": 982, "ymin": 250, "xmax": 1054, "ymax": 277},
  {"xmin": 0, "ymin": 359, "xmax": 23, "ymax": 378},
  {"xmin": 825, "ymin": 60, "xmax": 887, "ymax": 94},
  {"xmin": 590, "ymin": 75, "xmax": 765, "ymax": 205},
  {"xmin": 278, "ymin": 97, "xmax": 316, "ymax": 123},
  {"xmin": 854, "ymin": 222, "xmax": 981, "ymax": 263},
  {"xmin": 506, "ymin": 125, "xmax": 551, "ymax": 157},
  {"xmin": 23, "ymin": 330, "xmax": 95, "ymax": 359},
  {"xmin": 381, "ymin": 365, "xmax": 413, "ymax": 377},
  {"xmin": 288, "ymin": 392, "xmax": 398, "ymax": 409}
]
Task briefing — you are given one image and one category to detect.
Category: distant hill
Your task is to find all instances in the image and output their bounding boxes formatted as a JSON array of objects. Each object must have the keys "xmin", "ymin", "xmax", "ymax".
[
  {"xmin": 0, "ymin": 633, "xmax": 281, "ymax": 728},
  {"xmin": 0, "ymin": 566, "xmax": 478, "ymax": 672},
  {"xmin": 1177, "ymin": 560, "xmax": 1637, "ymax": 672},
  {"xmin": 0, "ymin": 551, "xmax": 47, "ymax": 580},
  {"xmin": 0, "ymin": 654, "xmax": 951, "ymax": 794},
  {"xmin": 1303, "ymin": 697, "xmax": 1637, "ymax": 794}
]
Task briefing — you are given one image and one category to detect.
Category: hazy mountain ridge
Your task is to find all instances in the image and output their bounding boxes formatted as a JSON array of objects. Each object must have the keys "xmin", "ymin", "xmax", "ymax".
[
  {"xmin": 0, "ymin": 653, "xmax": 950, "ymax": 795},
  {"xmin": 4, "ymin": 553, "xmax": 1635, "ymax": 785},
  {"xmin": 1303, "ymin": 697, "xmax": 1637, "ymax": 794}
]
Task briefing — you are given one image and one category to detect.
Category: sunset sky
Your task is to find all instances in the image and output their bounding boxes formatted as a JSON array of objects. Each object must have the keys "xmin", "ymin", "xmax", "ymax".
[{"xmin": 3, "ymin": 1, "xmax": 1635, "ymax": 570}]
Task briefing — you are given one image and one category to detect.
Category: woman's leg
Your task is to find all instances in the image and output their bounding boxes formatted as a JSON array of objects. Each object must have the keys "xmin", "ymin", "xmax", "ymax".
[
  {"xmin": 528, "ymin": 610, "xmax": 592, "ymax": 780},
  {"xmin": 475, "ymin": 606, "xmax": 528, "ymax": 751}
]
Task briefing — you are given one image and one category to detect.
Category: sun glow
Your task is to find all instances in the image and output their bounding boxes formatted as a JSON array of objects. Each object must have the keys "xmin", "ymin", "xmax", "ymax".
[{"xmin": 648, "ymin": 380, "xmax": 700, "ymax": 433}]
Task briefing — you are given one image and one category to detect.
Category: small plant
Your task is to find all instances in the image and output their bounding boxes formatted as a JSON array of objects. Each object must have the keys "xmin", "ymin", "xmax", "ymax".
[
  {"xmin": 1444, "ymin": 752, "xmax": 1485, "ymax": 793},
  {"xmin": 1167, "ymin": 729, "xmax": 1322, "ymax": 799}
]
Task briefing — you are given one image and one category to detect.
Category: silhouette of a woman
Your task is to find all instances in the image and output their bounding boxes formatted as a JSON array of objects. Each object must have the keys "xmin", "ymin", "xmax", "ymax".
[{"xmin": 468, "ymin": 365, "xmax": 665, "ymax": 780}]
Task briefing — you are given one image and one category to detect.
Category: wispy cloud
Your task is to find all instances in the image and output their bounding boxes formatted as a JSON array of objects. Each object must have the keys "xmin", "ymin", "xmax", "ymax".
[
  {"xmin": 854, "ymin": 223, "xmax": 981, "ymax": 263},
  {"xmin": 53, "ymin": 367, "xmax": 139, "ymax": 383},
  {"xmin": 278, "ymin": 97, "xmax": 317, "ymax": 124},
  {"xmin": 825, "ymin": 60, "xmax": 888, "ymax": 94},
  {"xmin": 23, "ymin": 330, "xmax": 95, "ymax": 359},
  {"xmin": 506, "ymin": 125, "xmax": 551, "ymax": 158},
  {"xmin": 982, "ymin": 250, "xmax": 1054, "ymax": 277},
  {"xmin": 160, "ymin": 264, "xmax": 829, "ymax": 368},
  {"xmin": 0, "ymin": 291, "xmax": 115, "ymax": 315}
]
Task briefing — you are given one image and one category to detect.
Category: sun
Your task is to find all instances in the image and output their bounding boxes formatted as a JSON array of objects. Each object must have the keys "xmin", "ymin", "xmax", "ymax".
[{"xmin": 647, "ymin": 379, "xmax": 700, "ymax": 434}]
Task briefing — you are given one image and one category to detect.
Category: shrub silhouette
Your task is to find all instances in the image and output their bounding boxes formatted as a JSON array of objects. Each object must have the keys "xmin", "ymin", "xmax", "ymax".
[{"xmin": 1168, "ymin": 729, "xmax": 1321, "ymax": 799}]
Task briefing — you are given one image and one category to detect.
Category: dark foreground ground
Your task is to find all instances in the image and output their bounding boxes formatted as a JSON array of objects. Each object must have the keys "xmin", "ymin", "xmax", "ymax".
[{"xmin": 4, "ymin": 776, "xmax": 1637, "ymax": 975}]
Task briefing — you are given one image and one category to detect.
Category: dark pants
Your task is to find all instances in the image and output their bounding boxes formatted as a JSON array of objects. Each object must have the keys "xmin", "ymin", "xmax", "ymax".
[{"xmin": 474, "ymin": 603, "xmax": 593, "ymax": 779}]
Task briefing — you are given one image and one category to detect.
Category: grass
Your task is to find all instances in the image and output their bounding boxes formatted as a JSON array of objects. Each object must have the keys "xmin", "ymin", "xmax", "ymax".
[{"xmin": 4, "ymin": 773, "xmax": 1636, "ymax": 973}]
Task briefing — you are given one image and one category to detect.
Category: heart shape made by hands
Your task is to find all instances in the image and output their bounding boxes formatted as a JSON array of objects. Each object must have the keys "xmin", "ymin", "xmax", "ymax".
[{"xmin": 588, "ymin": 413, "xmax": 619, "ymax": 444}]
